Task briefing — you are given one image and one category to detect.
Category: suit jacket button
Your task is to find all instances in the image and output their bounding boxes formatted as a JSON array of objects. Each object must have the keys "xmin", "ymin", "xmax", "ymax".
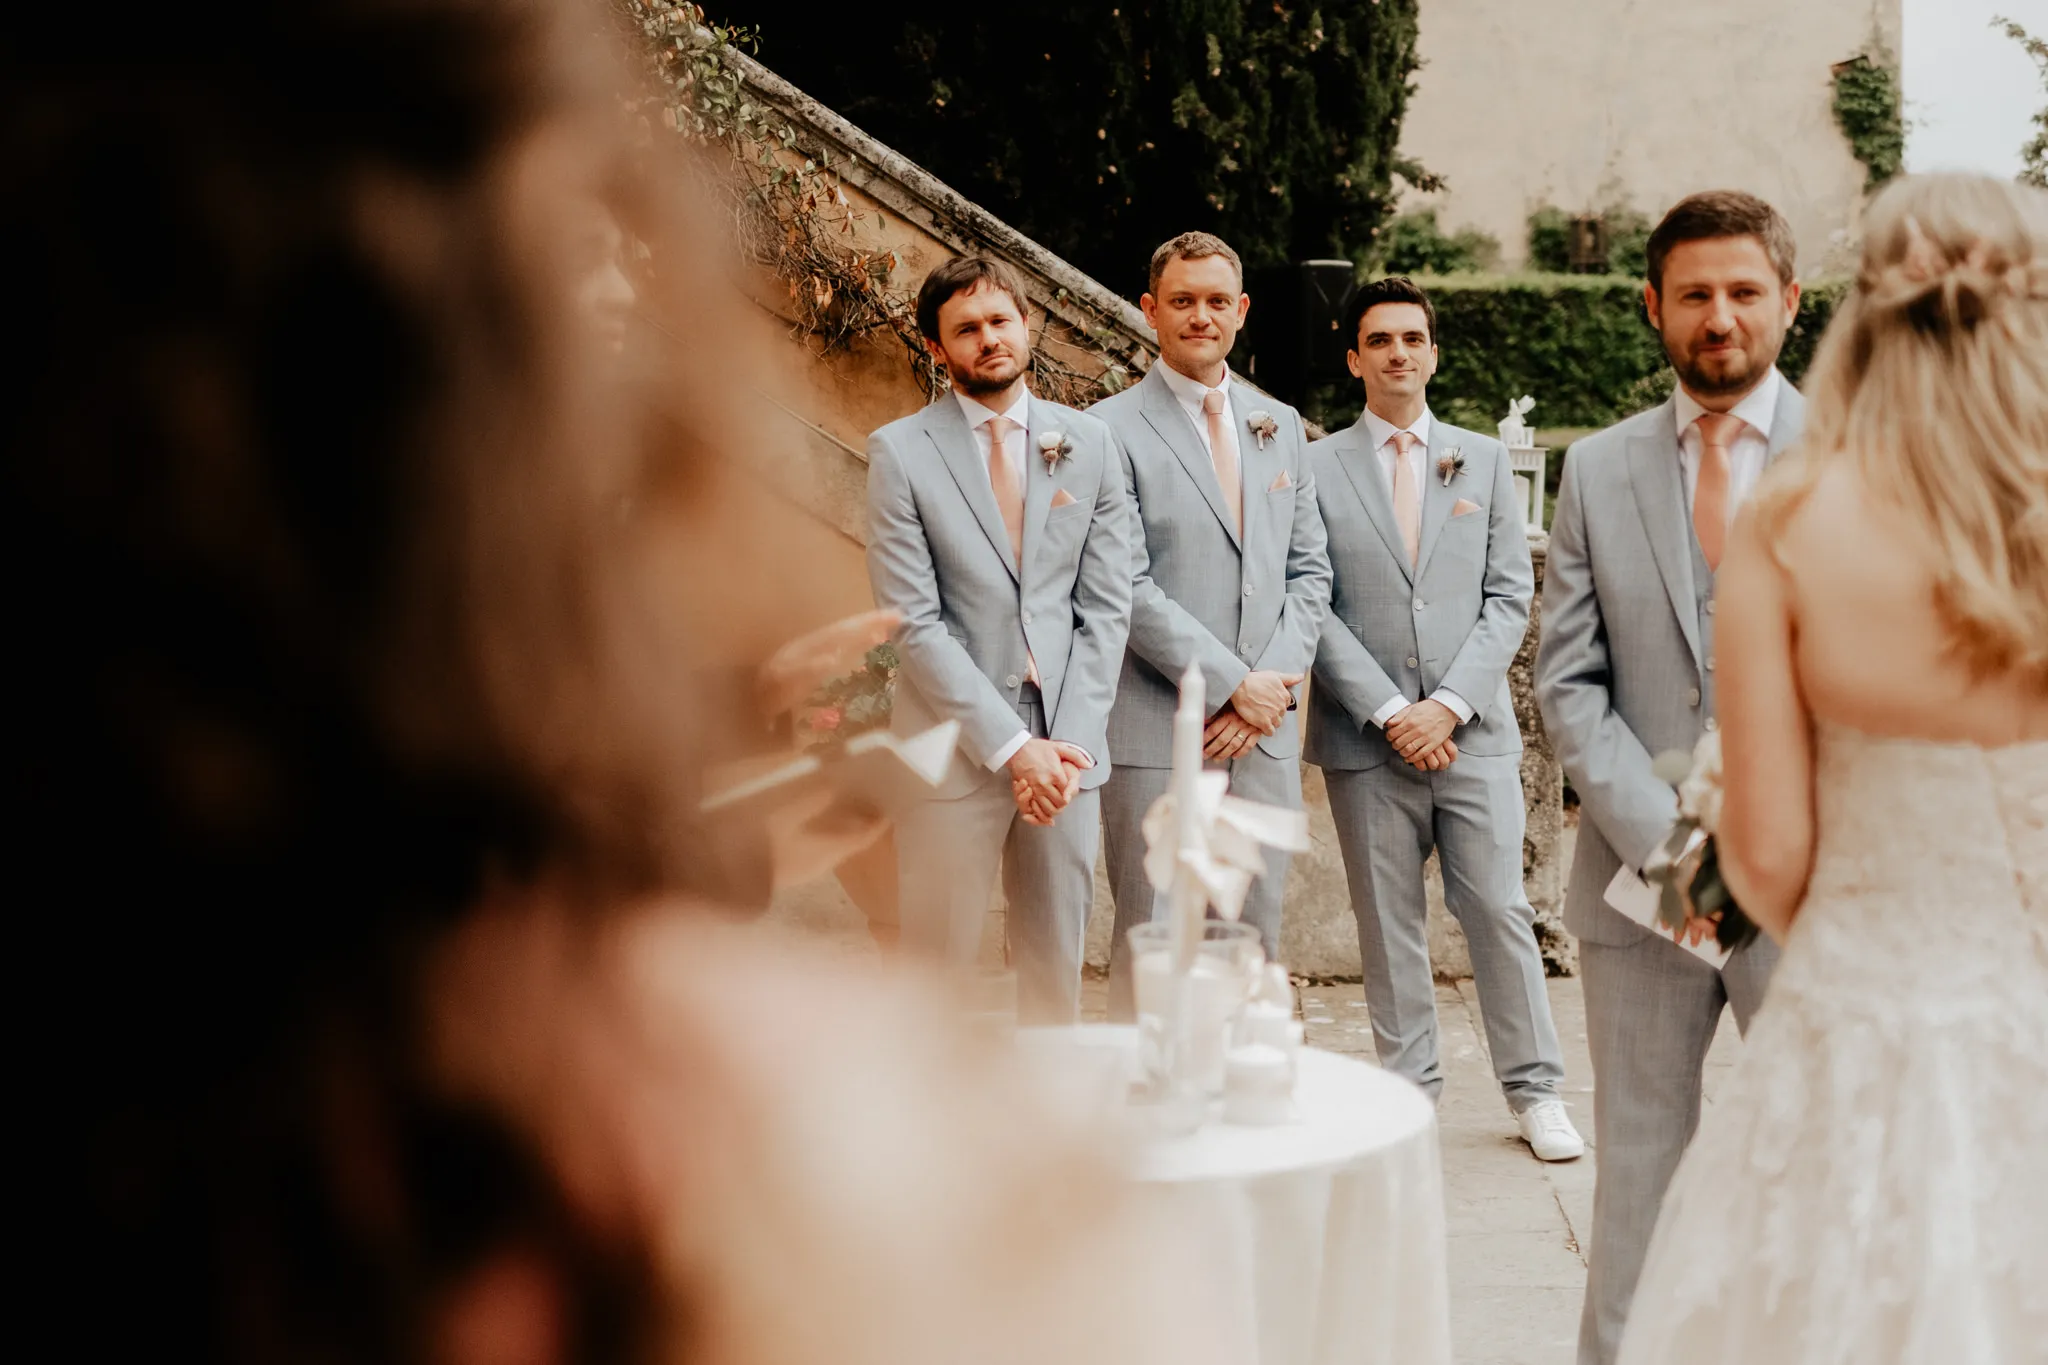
[
  {"xmin": 1021, "ymin": 610, "xmax": 1033, "ymax": 625},
  {"xmin": 1240, "ymin": 643, "xmax": 1253, "ymax": 656},
  {"xmin": 1243, "ymin": 585, "xmax": 1254, "ymax": 597},
  {"xmin": 1412, "ymin": 600, "xmax": 1424, "ymax": 612},
  {"xmin": 1406, "ymin": 656, "xmax": 1419, "ymax": 668},
  {"xmin": 1686, "ymin": 687, "xmax": 1702, "ymax": 707},
  {"xmin": 1006, "ymin": 674, "xmax": 1022, "ymax": 689}
]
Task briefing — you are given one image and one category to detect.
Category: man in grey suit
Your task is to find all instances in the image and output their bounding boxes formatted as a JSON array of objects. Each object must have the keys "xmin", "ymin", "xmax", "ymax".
[
  {"xmin": 1307, "ymin": 276, "xmax": 1581, "ymax": 1160},
  {"xmin": 1535, "ymin": 191, "xmax": 1805, "ymax": 1365},
  {"xmin": 866, "ymin": 257, "xmax": 1133, "ymax": 1023},
  {"xmin": 1090, "ymin": 232, "xmax": 1332, "ymax": 1016}
]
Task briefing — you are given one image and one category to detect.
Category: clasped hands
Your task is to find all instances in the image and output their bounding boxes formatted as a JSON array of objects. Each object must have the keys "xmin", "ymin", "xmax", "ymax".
[
  {"xmin": 1385, "ymin": 698, "xmax": 1461, "ymax": 771},
  {"xmin": 1200, "ymin": 668, "xmax": 1303, "ymax": 760},
  {"xmin": 1008, "ymin": 738, "xmax": 1095, "ymax": 825}
]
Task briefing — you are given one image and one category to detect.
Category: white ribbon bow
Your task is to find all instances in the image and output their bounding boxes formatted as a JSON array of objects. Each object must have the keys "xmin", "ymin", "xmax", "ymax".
[{"xmin": 1140, "ymin": 770, "xmax": 1311, "ymax": 923}]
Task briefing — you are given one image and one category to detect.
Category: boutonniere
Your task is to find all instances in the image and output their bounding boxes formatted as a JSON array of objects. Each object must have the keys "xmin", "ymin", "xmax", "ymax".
[
  {"xmin": 1246, "ymin": 410, "xmax": 1279, "ymax": 450},
  {"xmin": 1436, "ymin": 448, "xmax": 1466, "ymax": 487},
  {"xmin": 1037, "ymin": 430, "xmax": 1073, "ymax": 471}
]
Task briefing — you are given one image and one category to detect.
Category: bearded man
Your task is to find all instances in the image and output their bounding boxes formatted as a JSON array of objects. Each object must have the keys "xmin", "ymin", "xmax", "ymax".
[
  {"xmin": 1534, "ymin": 190, "xmax": 1807, "ymax": 1365},
  {"xmin": 865, "ymin": 256, "xmax": 1133, "ymax": 1022}
]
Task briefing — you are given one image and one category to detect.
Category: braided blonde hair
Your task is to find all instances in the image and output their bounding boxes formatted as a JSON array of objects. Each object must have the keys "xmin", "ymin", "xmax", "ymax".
[{"xmin": 1756, "ymin": 173, "xmax": 2048, "ymax": 684}]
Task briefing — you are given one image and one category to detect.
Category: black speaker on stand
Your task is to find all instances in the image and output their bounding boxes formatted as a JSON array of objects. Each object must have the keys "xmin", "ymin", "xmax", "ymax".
[{"xmin": 1237, "ymin": 259, "xmax": 1357, "ymax": 406}]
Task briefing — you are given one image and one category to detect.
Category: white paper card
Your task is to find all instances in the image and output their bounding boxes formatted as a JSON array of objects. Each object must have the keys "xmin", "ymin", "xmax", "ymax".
[{"xmin": 1604, "ymin": 863, "xmax": 1731, "ymax": 969}]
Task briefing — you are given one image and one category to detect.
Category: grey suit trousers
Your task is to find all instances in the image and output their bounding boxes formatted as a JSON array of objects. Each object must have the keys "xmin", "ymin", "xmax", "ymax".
[
  {"xmin": 1324, "ymin": 755, "xmax": 1564, "ymax": 1110},
  {"xmin": 1100, "ymin": 749, "xmax": 1299, "ymax": 1020},
  {"xmin": 892, "ymin": 692, "xmax": 1095, "ymax": 1024},
  {"xmin": 1576, "ymin": 931, "xmax": 1778, "ymax": 1365}
]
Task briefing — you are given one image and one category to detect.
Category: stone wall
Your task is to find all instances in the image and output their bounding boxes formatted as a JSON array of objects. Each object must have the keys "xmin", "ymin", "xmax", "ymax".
[{"xmin": 1395, "ymin": 0, "xmax": 1903, "ymax": 275}]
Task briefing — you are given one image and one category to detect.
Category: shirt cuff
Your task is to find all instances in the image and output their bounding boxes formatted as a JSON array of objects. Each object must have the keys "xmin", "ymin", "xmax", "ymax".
[
  {"xmin": 1431, "ymin": 688, "xmax": 1475, "ymax": 724},
  {"xmin": 1370, "ymin": 696, "xmax": 1409, "ymax": 730},
  {"xmin": 986, "ymin": 729, "xmax": 1032, "ymax": 772}
]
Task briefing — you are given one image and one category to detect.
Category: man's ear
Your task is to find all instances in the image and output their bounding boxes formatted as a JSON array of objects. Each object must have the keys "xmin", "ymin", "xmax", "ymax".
[
  {"xmin": 1234, "ymin": 292, "xmax": 1251, "ymax": 325},
  {"xmin": 1346, "ymin": 350, "xmax": 1364, "ymax": 380},
  {"xmin": 1139, "ymin": 292, "xmax": 1158, "ymax": 328},
  {"xmin": 1642, "ymin": 280, "xmax": 1662, "ymax": 332},
  {"xmin": 1782, "ymin": 279, "xmax": 1803, "ymax": 323}
]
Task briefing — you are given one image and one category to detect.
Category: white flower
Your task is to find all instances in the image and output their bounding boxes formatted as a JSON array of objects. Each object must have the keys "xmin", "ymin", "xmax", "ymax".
[
  {"xmin": 1246, "ymin": 409, "xmax": 1279, "ymax": 450},
  {"xmin": 1037, "ymin": 430, "xmax": 1073, "ymax": 469},
  {"xmin": 1675, "ymin": 729, "xmax": 1724, "ymax": 834}
]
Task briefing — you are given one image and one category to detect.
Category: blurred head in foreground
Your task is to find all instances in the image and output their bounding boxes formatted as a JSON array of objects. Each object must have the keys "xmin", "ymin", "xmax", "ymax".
[
  {"xmin": 1757, "ymin": 173, "xmax": 2048, "ymax": 685},
  {"xmin": 5, "ymin": 5, "xmax": 1224, "ymax": 1365}
]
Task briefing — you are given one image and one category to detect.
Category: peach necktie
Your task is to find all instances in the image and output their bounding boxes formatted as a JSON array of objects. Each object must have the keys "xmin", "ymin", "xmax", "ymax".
[
  {"xmin": 986, "ymin": 414, "xmax": 1040, "ymax": 685},
  {"xmin": 985, "ymin": 414, "xmax": 1024, "ymax": 563},
  {"xmin": 1390, "ymin": 430, "xmax": 1421, "ymax": 567},
  {"xmin": 1693, "ymin": 412, "xmax": 1741, "ymax": 570},
  {"xmin": 1202, "ymin": 389, "xmax": 1243, "ymax": 534}
]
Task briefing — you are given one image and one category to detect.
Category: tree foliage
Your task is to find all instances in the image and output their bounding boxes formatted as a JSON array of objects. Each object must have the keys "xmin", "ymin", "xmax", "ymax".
[
  {"xmin": 1995, "ymin": 15, "xmax": 2048, "ymax": 189},
  {"xmin": 705, "ymin": 1, "xmax": 1426, "ymax": 297}
]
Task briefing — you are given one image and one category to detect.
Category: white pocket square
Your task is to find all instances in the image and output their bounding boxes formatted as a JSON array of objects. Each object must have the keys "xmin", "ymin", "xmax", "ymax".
[{"xmin": 1451, "ymin": 497, "xmax": 1482, "ymax": 517}]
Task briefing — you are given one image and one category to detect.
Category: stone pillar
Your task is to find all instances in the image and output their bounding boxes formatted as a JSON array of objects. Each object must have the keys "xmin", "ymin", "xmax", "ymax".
[{"xmin": 1516, "ymin": 534, "xmax": 1574, "ymax": 975}]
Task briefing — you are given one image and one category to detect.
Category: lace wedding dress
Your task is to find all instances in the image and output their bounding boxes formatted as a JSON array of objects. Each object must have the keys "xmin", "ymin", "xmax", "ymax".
[{"xmin": 1618, "ymin": 724, "xmax": 2048, "ymax": 1364}]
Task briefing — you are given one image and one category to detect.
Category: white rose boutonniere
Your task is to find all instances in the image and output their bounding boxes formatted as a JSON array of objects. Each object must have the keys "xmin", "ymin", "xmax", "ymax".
[
  {"xmin": 1246, "ymin": 410, "xmax": 1280, "ymax": 450},
  {"xmin": 1038, "ymin": 430, "xmax": 1074, "ymax": 471}
]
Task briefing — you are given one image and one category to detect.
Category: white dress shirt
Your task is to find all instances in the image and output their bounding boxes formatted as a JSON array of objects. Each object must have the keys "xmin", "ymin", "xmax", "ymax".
[
  {"xmin": 953, "ymin": 390, "xmax": 1081, "ymax": 774},
  {"xmin": 1355, "ymin": 405, "xmax": 1474, "ymax": 730},
  {"xmin": 957, "ymin": 388, "xmax": 1030, "ymax": 502},
  {"xmin": 1154, "ymin": 360, "xmax": 1235, "ymax": 458},
  {"xmin": 1673, "ymin": 367, "xmax": 1780, "ymax": 537}
]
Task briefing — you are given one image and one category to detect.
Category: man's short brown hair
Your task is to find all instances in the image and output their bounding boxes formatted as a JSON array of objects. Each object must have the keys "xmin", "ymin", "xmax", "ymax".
[
  {"xmin": 1147, "ymin": 232, "xmax": 1245, "ymax": 295},
  {"xmin": 916, "ymin": 256, "xmax": 1032, "ymax": 340},
  {"xmin": 1645, "ymin": 191, "xmax": 1797, "ymax": 292},
  {"xmin": 1343, "ymin": 275, "xmax": 1437, "ymax": 348}
]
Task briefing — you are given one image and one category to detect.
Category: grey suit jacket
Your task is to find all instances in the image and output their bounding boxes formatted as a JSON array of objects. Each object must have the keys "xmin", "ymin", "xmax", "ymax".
[
  {"xmin": 1535, "ymin": 384, "xmax": 1806, "ymax": 944},
  {"xmin": 1305, "ymin": 417, "xmax": 1533, "ymax": 771},
  {"xmin": 1088, "ymin": 366, "xmax": 1332, "ymax": 766},
  {"xmin": 866, "ymin": 395, "xmax": 1134, "ymax": 798}
]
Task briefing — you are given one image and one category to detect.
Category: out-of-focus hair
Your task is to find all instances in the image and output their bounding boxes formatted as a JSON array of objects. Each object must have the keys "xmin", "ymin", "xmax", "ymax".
[
  {"xmin": 1645, "ymin": 190, "xmax": 1797, "ymax": 292},
  {"xmin": 1754, "ymin": 173, "xmax": 2048, "ymax": 683},
  {"xmin": 4, "ymin": 0, "xmax": 824, "ymax": 1360}
]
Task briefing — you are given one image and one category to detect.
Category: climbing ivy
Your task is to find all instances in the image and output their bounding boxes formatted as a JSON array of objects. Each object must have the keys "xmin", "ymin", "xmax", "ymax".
[{"xmin": 1831, "ymin": 52, "xmax": 1904, "ymax": 190}]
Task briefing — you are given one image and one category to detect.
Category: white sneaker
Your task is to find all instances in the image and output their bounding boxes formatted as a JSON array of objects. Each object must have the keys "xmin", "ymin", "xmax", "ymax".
[{"xmin": 1516, "ymin": 1100, "xmax": 1585, "ymax": 1161}]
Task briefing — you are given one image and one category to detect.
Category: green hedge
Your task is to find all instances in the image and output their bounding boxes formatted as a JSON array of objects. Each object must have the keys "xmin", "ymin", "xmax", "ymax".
[{"xmin": 1309, "ymin": 273, "xmax": 1848, "ymax": 433}]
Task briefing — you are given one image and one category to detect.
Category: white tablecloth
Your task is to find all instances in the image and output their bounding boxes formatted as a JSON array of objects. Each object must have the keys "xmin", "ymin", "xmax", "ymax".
[{"xmin": 1021, "ymin": 1025, "xmax": 1451, "ymax": 1365}]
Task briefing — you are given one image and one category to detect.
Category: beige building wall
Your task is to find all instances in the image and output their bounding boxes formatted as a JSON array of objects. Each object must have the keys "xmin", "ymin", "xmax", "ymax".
[{"xmin": 1397, "ymin": 0, "xmax": 1903, "ymax": 275}]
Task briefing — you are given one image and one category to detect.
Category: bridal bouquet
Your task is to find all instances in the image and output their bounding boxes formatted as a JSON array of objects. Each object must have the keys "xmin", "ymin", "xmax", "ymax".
[
  {"xmin": 1643, "ymin": 730, "xmax": 1761, "ymax": 953},
  {"xmin": 795, "ymin": 644, "xmax": 898, "ymax": 748}
]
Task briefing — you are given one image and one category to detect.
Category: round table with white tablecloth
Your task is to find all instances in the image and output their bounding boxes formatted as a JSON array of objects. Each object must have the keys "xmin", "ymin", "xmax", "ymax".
[{"xmin": 1021, "ymin": 1025, "xmax": 1452, "ymax": 1365}]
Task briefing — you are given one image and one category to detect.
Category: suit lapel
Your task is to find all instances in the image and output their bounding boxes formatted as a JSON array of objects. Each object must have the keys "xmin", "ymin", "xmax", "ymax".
[
  {"xmin": 1414, "ymin": 423, "xmax": 1460, "ymax": 576},
  {"xmin": 1139, "ymin": 366, "xmax": 1243, "ymax": 553},
  {"xmin": 1625, "ymin": 400, "xmax": 1704, "ymax": 669},
  {"xmin": 924, "ymin": 396, "xmax": 1020, "ymax": 585},
  {"xmin": 1228, "ymin": 383, "xmax": 1276, "ymax": 559},
  {"xmin": 1333, "ymin": 419, "xmax": 1415, "ymax": 586},
  {"xmin": 1020, "ymin": 397, "xmax": 1060, "ymax": 581},
  {"xmin": 1764, "ymin": 379, "xmax": 1805, "ymax": 465}
]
